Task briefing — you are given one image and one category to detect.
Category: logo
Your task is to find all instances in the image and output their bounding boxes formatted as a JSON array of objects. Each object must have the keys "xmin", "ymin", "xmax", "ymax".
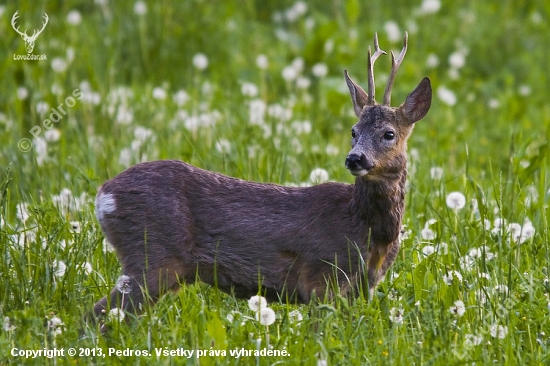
[{"xmin": 11, "ymin": 11, "xmax": 48, "ymax": 60}]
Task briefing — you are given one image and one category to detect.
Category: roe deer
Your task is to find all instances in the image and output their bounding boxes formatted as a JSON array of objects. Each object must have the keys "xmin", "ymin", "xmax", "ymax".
[{"xmin": 92, "ymin": 32, "xmax": 431, "ymax": 323}]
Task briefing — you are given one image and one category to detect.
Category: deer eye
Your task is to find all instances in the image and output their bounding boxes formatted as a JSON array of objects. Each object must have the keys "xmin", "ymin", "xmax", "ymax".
[
  {"xmin": 351, "ymin": 129, "xmax": 357, "ymax": 138},
  {"xmin": 383, "ymin": 131, "xmax": 395, "ymax": 140}
]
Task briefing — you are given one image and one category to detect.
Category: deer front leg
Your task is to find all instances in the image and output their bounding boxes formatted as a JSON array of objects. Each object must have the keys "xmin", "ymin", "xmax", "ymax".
[{"xmin": 366, "ymin": 241, "xmax": 400, "ymax": 298}]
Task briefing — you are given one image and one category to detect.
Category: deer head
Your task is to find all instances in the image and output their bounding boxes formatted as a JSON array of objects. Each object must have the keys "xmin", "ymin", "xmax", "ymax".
[
  {"xmin": 343, "ymin": 33, "xmax": 432, "ymax": 179},
  {"xmin": 11, "ymin": 11, "xmax": 49, "ymax": 54}
]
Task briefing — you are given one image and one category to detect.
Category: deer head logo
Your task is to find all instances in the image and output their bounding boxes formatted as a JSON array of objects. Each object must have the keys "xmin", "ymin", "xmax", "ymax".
[{"xmin": 11, "ymin": 11, "xmax": 49, "ymax": 54}]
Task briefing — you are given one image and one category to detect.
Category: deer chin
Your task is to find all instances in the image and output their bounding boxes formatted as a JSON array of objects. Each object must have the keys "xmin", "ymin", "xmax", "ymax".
[{"xmin": 348, "ymin": 168, "xmax": 370, "ymax": 177}]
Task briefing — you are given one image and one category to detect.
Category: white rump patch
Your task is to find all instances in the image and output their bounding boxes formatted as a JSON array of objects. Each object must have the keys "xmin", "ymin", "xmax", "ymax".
[{"xmin": 95, "ymin": 192, "xmax": 116, "ymax": 222}]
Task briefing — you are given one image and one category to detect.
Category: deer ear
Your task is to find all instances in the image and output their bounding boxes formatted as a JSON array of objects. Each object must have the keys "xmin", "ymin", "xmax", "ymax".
[
  {"xmin": 401, "ymin": 77, "xmax": 432, "ymax": 124},
  {"xmin": 344, "ymin": 70, "xmax": 369, "ymax": 118}
]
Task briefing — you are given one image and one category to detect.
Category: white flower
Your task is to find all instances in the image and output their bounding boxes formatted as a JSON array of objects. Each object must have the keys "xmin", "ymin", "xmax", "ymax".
[
  {"xmin": 116, "ymin": 275, "xmax": 132, "ymax": 294},
  {"xmin": 70, "ymin": 221, "xmax": 81, "ymax": 233},
  {"xmin": 152, "ymin": 87, "xmax": 167, "ymax": 100},
  {"xmin": 44, "ymin": 129, "xmax": 61, "ymax": 142},
  {"xmin": 16, "ymin": 202, "xmax": 30, "ymax": 222},
  {"xmin": 36, "ymin": 101, "xmax": 50, "ymax": 115},
  {"xmin": 296, "ymin": 76, "xmax": 311, "ymax": 89},
  {"xmin": 384, "ymin": 21, "xmax": 401, "ymax": 43},
  {"xmin": 490, "ymin": 324, "xmax": 508, "ymax": 339},
  {"xmin": 3, "ymin": 317, "xmax": 16, "ymax": 332},
  {"xmin": 426, "ymin": 54, "xmax": 439, "ymax": 68},
  {"xmin": 437, "ymin": 86, "xmax": 457, "ymax": 106},
  {"xmin": 422, "ymin": 245, "xmax": 435, "ymax": 256},
  {"xmin": 389, "ymin": 307, "xmax": 404, "ymax": 325},
  {"xmin": 519, "ymin": 220, "xmax": 535, "ymax": 243},
  {"xmin": 417, "ymin": 0, "xmax": 441, "ymax": 15},
  {"xmin": 493, "ymin": 284, "xmax": 509, "ymax": 295},
  {"xmin": 53, "ymin": 260, "xmax": 67, "ymax": 277},
  {"xmin": 430, "ymin": 166, "xmax": 443, "ymax": 180},
  {"xmin": 464, "ymin": 334, "xmax": 483, "ymax": 347},
  {"xmin": 312, "ymin": 63, "xmax": 328, "ymax": 78},
  {"xmin": 241, "ymin": 82, "xmax": 258, "ymax": 97},
  {"xmin": 173, "ymin": 90, "xmax": 189, "ymax": 106},
  {"xmin": 421, "ymin": 228, "xmax": 436, "ymax": 241},
  {"xmin": 488, "ymin": 99, "xmax": 500, "ymax": 109},
  {"xmin": 17, "ymin": 87, "xmax": 29, "ymax": 100},
  {"xmin": 310, "ymin": 168, "xmax": 329, "ymax": 183},
  {"xmin": 108, "ymin": 308, "xmax": 126, "ymax": 323},
  {"xmin": 134, "ymin": 1, "xmax": 147, "ymax": 15},
  {"xmin": 518, "ymin": 85, "xmax": 531, "ymax": 96},
  {"xmin": 443, "ymin": 270, "xmax": 462, "ymax": 285},
  {"xmin": 449, "ymin": 300, "xmax": 466, "ymax": 317},
  {"xmin": 448, "ymin": 51, "xmax": 466, "ymax": 69},
  {"xmin": 51, "ymin": 58, "xmax": 68, "ymax": 73},
  {"xmin": 256, "ymin": 54, "xmax": 268, "ymax": 69},
  {"xmin": 288, "ymin": 309, "xmax": 303, "ymax": 323},
  {"xmin": 446, "ymin": 191, "xmax": 466, "ymax": 210},
  {"xmin": 282, "ymin": 66, "xmax": 298, "ymax": 82},
  {"xmin": 67, "ymin": 10, "xmax": 82, "ymax": 25},
  {"xmin": 248, "ymin": 295, "xmax": 267, "ymax": 311},
  {"xmin": 249, "ymin": 99, "xmax": 266, "ymax": 125},
  {"xmin": 256, "ymin": 307, "xmax": 276, "ymax": 326},
  {"xmin": 215, "ymin": 139, "xmax": 231, "ymax": 154},
  {"xmin": 48, "ymin": 316, "xmax": 64, "ymax": 336},
  {"xmin": 192, "ymin": 53, "xmax": 208, "ymax": 70},
  {"xmin": 34, "ymin": 138, "xmax": 48, "ymax": 165}
]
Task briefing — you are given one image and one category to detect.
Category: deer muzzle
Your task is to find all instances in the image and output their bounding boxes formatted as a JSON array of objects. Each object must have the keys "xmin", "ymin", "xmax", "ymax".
[{"xmin": 345, "ymin": 153, "xmax": 374, "ymax": 176}]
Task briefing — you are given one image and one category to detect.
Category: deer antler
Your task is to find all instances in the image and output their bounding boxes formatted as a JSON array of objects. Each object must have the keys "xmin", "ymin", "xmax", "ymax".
[
  {"xmin": 29, "ymin": 13, "xmax": 49, "ymax": 40},
  {"xmin": 367, "ymin": 33, "xmax": 387, "ymax": 105},
  {"xmin": 11, "ymin": 11, "xmax": 28, "ymax": 38},
  {"xmin": 382, "ymin": 32, "xmax": 408, "ymax": 106}
]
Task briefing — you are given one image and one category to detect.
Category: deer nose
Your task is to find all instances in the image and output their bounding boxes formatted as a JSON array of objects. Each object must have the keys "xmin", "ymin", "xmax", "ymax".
[{"xmin": 345, "ymin": 153, "xmax": 374, "ymax": 173}]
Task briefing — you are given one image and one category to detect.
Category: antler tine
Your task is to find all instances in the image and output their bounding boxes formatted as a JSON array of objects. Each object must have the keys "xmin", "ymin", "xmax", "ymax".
[
  {"xmin": 383, "ymin": 32, "xmax": 408, "ymax": 106},
  {"xmin": 367, "ymin": 33, "xmax": 387, "ymax": 105}
]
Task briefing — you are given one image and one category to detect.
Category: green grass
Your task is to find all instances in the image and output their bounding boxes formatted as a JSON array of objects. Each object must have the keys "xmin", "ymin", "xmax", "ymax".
[{"xmin": 1, "ymin": 0, "xmax": 549, "ymax": 364}]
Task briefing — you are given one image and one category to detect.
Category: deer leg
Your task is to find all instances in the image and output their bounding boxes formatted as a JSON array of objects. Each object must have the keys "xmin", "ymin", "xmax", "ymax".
[{"xmin": 366, "ymin": 241, "xmax": 400, "ymax": 298}]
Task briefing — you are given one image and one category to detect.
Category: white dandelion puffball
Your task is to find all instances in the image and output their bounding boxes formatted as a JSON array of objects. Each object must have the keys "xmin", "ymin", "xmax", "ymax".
[
  {"xmin": 310, "ymin": 168, "xmax": 329, "ymax": 183},
  {"xmin": 256, "ymin": 307, "xmax": 276, "ymax": 326},
  {"xmin": 449, "ymin": 300, "xmax": 466, "ymax": 317},
  {"xmin": 490, "ymin": 324, "xmax": 508, "ymax": 339},
  {"xmin": 248, "ymin": 295, "xmax": 267, "ymax": 311},
  {"xmin": 108, "ymin": 308, "xmax": 126, "ymax": 323},
  {"xmin": 192, "ymin": 53, "xmax": 209, "ymax": 70},
  {"xmin": 446, "ymin": 191, "xmax": 466, "ymax": 210},
  {"xmin": 116, "ymin": 275, "xmax": 132, "ymax": 294}
]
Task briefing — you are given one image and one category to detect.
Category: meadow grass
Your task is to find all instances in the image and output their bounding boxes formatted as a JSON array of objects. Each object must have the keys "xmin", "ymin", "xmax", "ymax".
[{"xmin": 0, "ymin": 0, "xmax": 549, "ymax": 364}]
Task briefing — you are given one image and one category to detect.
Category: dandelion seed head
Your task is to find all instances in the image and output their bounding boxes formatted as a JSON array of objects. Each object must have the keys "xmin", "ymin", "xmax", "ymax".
[
  {"xmin": 446, "ymin": 191, "xmax": 466, "ymax": 210},
  {"xmin": 450, "ymin": 300, "xmax": 466, "ymax": 317},
  {"xmin": 437, "ymin": 86, "xmax": 457, "ymax": 106},
  {"xmin": 256, "ymin": 307, "xmax": 276, "ymax": 326},
  {"xmin": 67, "ymin": 10, "xmax": 82, "ymax": 25},
  {"xmin": 312, "ymin": 63, "xmax": 328, "ymax": 78},
  {"xmin": 389, "ymin": 307, "xmax": 404, "ymax": 325},
  {"xmin": 256, "ymin": 54, "xmax": 268, "ymax": 69},
  {"xmin": 248, "ymin": 295, "xmax": 267, "ymax": 311},
  {"xmin": 134, "ymin": 1, "xmax": 147, "ymax": 15},
  {"xmin": 309, "ymin": 168, "xmax": 329, "ymax": 183},
  {"xmin": 490, "ymin": 324, "xmax": 508, "ymax": 339},
  {"xmin": 116, "ymin": 275, "xmax": 133, "ymax": 294},
  {"xmin": 108, "ymin": 308, "xmax": 125, "ymax": 323},
  {"xmin": 192, "ymin": 53, "xmax": 209, "ymax": 70}
]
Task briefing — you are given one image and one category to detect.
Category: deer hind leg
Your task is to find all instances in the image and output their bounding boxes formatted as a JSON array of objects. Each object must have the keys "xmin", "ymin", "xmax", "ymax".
[{"xmin": 366, "ymin": 241, "xmax": 400, "ymax": 297}]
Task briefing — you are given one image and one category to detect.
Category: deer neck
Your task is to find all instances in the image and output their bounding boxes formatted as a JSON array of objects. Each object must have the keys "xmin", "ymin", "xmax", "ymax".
[{"xmin": 351, "ymin": 169, "xmax": 407, "ymax": 245}]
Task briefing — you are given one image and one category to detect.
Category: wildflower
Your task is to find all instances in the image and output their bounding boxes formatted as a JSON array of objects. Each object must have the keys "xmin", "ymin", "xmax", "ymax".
[
  {"xmin": 384, "ymin": 21, "xmax": 401, "ymax": 43},
  {"xmin": 448, "ymin": 51, "xmax": 466, "ymax": 69},
  {"xmin": 256, "ymin": 54, "xmax": 268, "ymax": 69},
  {"xmin": 152, "ymin": 87, "xmax": 167, "ymax": 100},
  {"xmin": 417, "ymin": 0, "xmax": 441, "ymax": 15},
  {"xmin": 241, "ymin": 82, "xmax": 259, "ymax": 97},
  {"xmin": 116, "ymin": 105, "xmax": 134, "ymax": 125},
  {"xmin": 443, "ymin": 270, "xmax": 462, "ymax": 285},
  {"xmin": 44, "ymin": 129, "xmax": 61, "ymax": 142},
  {"xmin": 34, "ymin": 138, "xmax": 48, "ymax": 165},
  {"xmin": 192, "ymin": 53, "xmax": 208, "ymax": 70},
  {"xmin": 389, "ymin": 307, "xmax": 404, "ymax": 325},
  {"xmin": 51, "ymin": 58, "xmax": 68, "ymax": 73},
  {"xmin": 256, "ymin": 307, "xmax": 276, "ymax": 326},
  {"xmin": 310, "ymin": 168, "xmax": 329, "ymax": 183},
  {"xmin": 426, "ymin": 53, "xmax": 439, "ymax": 69},
  {"xmin": 421, "ymin": 227, "xmax": 436, "ymax": 240},
  {"xmin": 312, "ymin": 63, "xmax": 328, "ymax": 78},
  {"xmin": 325, "ymin": 144, "xmax": 339, "ymax": 156},
  {"xmin": 464, "ymin": 334, "xmax": 483, "ymax": 347},
  {"xmin": 3, "ymin": 317, "xmax": 16, "ymax": 331},
  {"xmin": 437, "ymin": 86, "xmax": 457, "ymax": 106},
  {"xmin": 173, "ymin": 90, "xmax": 189, "ymax": 106},
  {"xmin": 449, "ymin": 300, "xmax": 466, "ymax": 317},
  {"xmin": 249, "ymin": 99, "xmax": 266, "ymax": 125},
  {"xmin": 16, "ymin": 202, "xmax": 30, "ymax": 222},
  {"xmin": 446, "ymin": 191, "xmax": 466, "ymax": 210},
  {"xmin": 108, "ymin": 308, "xmax": 125, "ymax": 323},
  {"xmin": 134, "ymin": 1, "xmax": 147, "ymax": 15},
  {"xmin": 317, "ymin": 360, "xmax": 328, "ymax": 366},
  {"xmin": 248, "ymin": 295, "xmax": 267, "ymax": 311},
  {"xmin": 518, "ymin": 85, "xmax": 532, "ymax": 96},
  {"xmin": 17, "ymin": 87, "xmax": 29, "ymax": 100},
  {"xmin": 490, "ymin": 324, "xmax": 508, "ymax": 339},
  {"xmin": 282, "ymin": 66, "xmax": 298, "ymax": 82},
  {"xmin": 493, "ymin": 284, "xmax": 509, "ymax": 295},
  {"xmin": 67, "ymin": 10, "xmax": 82, "ymax": 25},
  {"xmin": 289, "ymin": 309, "xmax": 303, "ymax": 323},
  {"xmin": 52, "ymin": 260, "xmax": 67, "ymax": 277},
  {"xmin": 296, "ymin": 76, "xmax": 311, "ymax": 89},
  {"xmin": 422, "ymin": 245, "xmax": 435, "ymax": 256},
  {"xmin": 48, "ymin": 316, "xmax": 64, "ymax": 336},
  {"xmin": 215, "ymin": 139, "xmax": 231, "ymax": 154},
  {"xmin": 116, "ymin": 275, "xmax": 132, "ymax": 294},
  {"xmin": 488, "ymin": 99, "xmax": 500, "ymax": 109},
  {"xmin": 36, "ymin": 101, "xmax": 50, "ymax": 115},
  {"xmin": 430, "ymin": 166, "xmax": 443, "ymax": 180},
  {"xmin": 70, "ymin": 221, "xmax": 81, "ymax": 233}
]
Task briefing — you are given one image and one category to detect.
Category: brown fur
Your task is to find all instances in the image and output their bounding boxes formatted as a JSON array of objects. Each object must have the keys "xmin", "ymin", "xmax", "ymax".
[{"xmin": 91, "ymin": 44, "xmax": 432, "ymax": 325}]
